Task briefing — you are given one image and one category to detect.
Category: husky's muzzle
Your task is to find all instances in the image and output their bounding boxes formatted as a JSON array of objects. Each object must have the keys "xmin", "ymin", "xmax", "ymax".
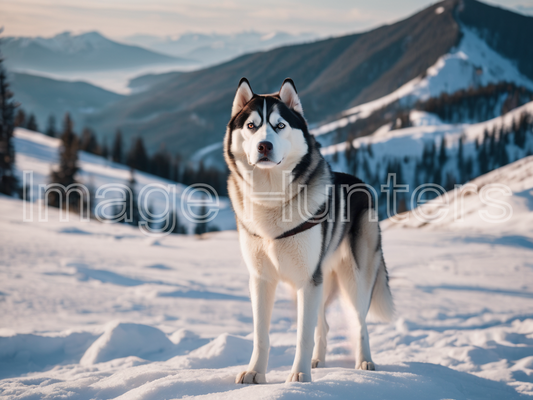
[{"xmin": 250, "ymin": 135, "xmax": 283, "ymax": 168}]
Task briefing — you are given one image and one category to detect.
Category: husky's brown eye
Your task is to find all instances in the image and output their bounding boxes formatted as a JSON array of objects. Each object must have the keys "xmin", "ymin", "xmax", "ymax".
[
  {"xmin": 247, "ymin": 122, "xmax": 255, "ymax": 129},
  {"xmin": 277, "ymin": 122, "xmax": 285, "ymax": 129}
]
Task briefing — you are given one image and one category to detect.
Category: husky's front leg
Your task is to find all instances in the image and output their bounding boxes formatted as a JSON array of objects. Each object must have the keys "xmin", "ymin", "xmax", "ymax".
[
  {"xmin": 286, "ymin": 281, "xmax": 323, "ymax": 383},
  {"xmin": 236, "ymin": 276, "xmax": 277, "ymax": 384}
]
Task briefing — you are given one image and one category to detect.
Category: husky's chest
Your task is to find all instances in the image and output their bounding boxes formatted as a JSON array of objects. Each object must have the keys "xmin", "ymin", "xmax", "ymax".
[{"xmin": 241, "ymin": 224, "xmax": 323, "ymax": 285}]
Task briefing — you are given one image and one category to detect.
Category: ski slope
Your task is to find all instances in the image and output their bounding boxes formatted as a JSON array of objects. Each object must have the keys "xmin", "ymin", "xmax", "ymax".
[{"xmin": 1, "ymin": 155, "xmax": 532, "ymax": 398}]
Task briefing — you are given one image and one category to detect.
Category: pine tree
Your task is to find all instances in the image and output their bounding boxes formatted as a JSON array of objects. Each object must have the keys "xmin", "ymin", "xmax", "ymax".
[
  {"xmin": 14, "ymin": 109, "xmax": 25, "ymax": 127},
  {"xmin": 101, "ymin": 137, "xmax": 109, "ymax": 160},
  {"xmin": 127, "ymin": 137, "xmax": 149, "ymax": 172},
  {"xmin": 171, "ymin": 154, "xmax": 181, "ymax": 182},
  {"xmin": 45, "ymin": 115, "xmax": 57, "ymax": 137},
  {"xmin": 122, "ymin": 169, "xmax": 140, "ymax": 226},
  {"xmin": 194, "ymin": 201, "xmax": 208, "ymax": 236},
  {"xmin": 48, "ymin": 113, "xmax": 80, "ymax": 210},
  {"xmin": 26, "ymin": 113, "xmax": 38, "ymax": 132},
  {"xmin": 438, "ymin": 136, "xmax": 447, "ymax": 167},
  {"xmin": 498, "ymin": 134, "xmax": 509, "ymax": 167},
  {"xmin": 478, "ymin": 142, "xmax": 489, "ymax": 175},
  {"xmin": 0, "ymin": 57, "xmax": 18, "ymax": 196},
  {"xmin": 464, "ymin": 157, "xmax": 473, "ymax": 181},
  {"xmin": 79, "ymin": 127, "xmax": 100, "ymax": 155},
  {"xmin": 112, "ymin": 129, "xmax": 123, "ymax": 164},
  {"xmin": 488, "ymin": 127, "xmax": 497, "ymax": 169},
  {"xmin": 150, "ymin": 148, "xmax": 171, "ymax": 179},
  {"xmin": 457, "ymin": 134, "xmax": 464, "ymax": 182}
]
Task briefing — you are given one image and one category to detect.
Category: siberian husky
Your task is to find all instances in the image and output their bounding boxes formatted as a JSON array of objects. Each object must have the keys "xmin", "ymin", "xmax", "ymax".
[{"xmin": 224, "ymin": 78, "xmax": 394, "ymax": 383}]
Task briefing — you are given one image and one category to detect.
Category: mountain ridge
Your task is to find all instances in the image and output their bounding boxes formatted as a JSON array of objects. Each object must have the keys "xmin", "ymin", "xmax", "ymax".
[
  {"xmin": 2, "ymin": 31, "xmax": 191, "ymax": 73},
  {"xmin": 86, "ymin": 0, "xmax": 463, "ymax": 155},
  {"xmin": 8, "ymin": 0, "xmax": 533, "ymax": 161}
]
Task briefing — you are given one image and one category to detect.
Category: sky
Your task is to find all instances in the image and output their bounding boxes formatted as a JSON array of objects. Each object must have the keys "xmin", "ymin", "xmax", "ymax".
[{"xmin": 0, "ymin": 0, "xmax": 532, "ymax": 40}]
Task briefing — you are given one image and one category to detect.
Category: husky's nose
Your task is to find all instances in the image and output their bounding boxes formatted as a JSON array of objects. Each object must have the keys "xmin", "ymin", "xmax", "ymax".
[{"xmin": 257, "ymin": 141, "xmax": 273, "ymax": 156}]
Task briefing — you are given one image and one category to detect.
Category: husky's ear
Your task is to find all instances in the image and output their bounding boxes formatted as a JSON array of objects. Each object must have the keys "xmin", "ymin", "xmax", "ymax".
[
  {"xmin": 279, "ymin": 78, "xmax": 303, "ymax": 115},
  {"xmin": 231, "ymin": 78, "xmax": 254, "ymax": 118}
]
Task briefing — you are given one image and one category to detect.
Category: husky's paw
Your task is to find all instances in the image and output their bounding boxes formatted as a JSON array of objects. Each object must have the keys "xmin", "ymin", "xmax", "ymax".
[
  {"xmin": 311, "ymin": 359, "xmax": 322, "ymax": 368},
  {"xmin": 286, "ymin": 372, "xmax": 312, "ymax": 383},
  {"xmin": 235, "ymin": 371, "xmax": 266, "ymax": 384},
  {"xmin": 356, "ymin": 361, "xmax": 375, "ymax": 370}
]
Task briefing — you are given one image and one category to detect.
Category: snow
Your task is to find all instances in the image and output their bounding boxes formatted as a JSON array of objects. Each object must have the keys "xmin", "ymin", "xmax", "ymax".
[
  {"xmin": 322, "ymin": 100, "xmax": 533, "ymax": 186},
  {"xmin": 382, "ymin": 155, "xmax": 533, "ymax": 232},
  {"xmin": 13, "ymin": 128, "xmax": 236, "ymax": 233},
  {"xmin": 12, "ymin": 31, "xmax": 112, "ymax": 54},
  {"xmin": 80, "ymin": 322, "xmax": 175, "ymax": 366},
  {"xmin": 1, "ymin": 152, "xmax": 532, "ymax": 397},
  {"xmin": 2, "ymin": 105, "xmax": 533, "ymax": 397},
  {"xmin": 312, "ymin": 27, "xmax": 533, "ymax": 138}
]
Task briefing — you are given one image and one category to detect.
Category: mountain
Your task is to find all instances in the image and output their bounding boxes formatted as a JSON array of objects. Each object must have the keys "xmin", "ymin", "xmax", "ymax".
[
  {"xmin": 457, "ymin": 0, "xmax": 533, "ymax": 80},
  {"xmin": 10, "ymin": 72, "xmax": 124, "ymax": 131},
  {"xmin": 123, "ymin": 31, "xmax": 317, "ymax": 66},
  {"xmin": 85, "ymin": 0, "xmax": 533, "ymax": 159},
  {"xmin": 87, "ymin": 0, "xmax": 461, "ymax": 155},
  {"xmin": 127, "ymin": 71, "xmax": 184, "ymax": 94},
  {"xmin": 1, "ymin": 31, "xmax": 191, "ymax": 73}
]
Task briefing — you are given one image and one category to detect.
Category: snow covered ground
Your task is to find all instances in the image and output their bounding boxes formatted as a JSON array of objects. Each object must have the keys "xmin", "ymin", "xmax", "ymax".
[
  {"xmin": 1, "ymin": 153, "xmax": 533, "ymax": 397},
  {"xmin": 13, "ymin": 128, "xmax": 236, "ymax": 233}
]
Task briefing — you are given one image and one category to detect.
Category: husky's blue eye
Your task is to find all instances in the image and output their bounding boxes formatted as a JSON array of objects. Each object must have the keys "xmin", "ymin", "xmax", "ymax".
[
  {"xmin": 247, "ymin": 122, "xmax": 255, "ymax": 129},
  {"xmin": 277, "ymin": 123, "xmax": 285, "ymax": 129}
]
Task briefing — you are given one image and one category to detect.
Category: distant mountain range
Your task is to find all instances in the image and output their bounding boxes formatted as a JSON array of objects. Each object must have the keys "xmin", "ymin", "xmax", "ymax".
[
  {"xmin": 122, "ymin": 31, "xmax": 318, "ymax": 66},
  {"xmin": 77, "ymin": 0, "xmax": 532, "ymax": 158},
  {"xmin": 5, "ymin": 0, "xmax": 533, "ymax": 164},
  {"xmin": 2, "ymin": 31, "xmax": 191, "ymax": 73},
  {"xmin": 10, "ymin": 72, "xmax": 123, "ymax": 131}
]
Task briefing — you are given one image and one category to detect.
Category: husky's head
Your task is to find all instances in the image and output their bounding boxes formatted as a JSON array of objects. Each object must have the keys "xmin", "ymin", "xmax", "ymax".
[{"xmin": 226, "ymin": 78, "xmax": 313, "ymax": 174}]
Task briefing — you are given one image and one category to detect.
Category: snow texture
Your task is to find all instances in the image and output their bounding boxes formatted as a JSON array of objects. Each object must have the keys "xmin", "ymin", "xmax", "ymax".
[{"xmin": 1, "ymin": 133, "xmax": 532, "ymax": 398}]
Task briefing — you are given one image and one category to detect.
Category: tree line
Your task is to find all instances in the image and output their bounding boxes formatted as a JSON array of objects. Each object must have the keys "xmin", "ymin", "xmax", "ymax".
[
  {"xmin": 419, "ymin": 82, "xmax": 533, "ymax": 124},
  {"xmin": 15, "ymin": 108, "xmax": 228, "ymax": 197},
  {"xmin": 341, "ymin": 111, "xmax": 533, "ymax": 218},
  {"xmin": 45, "ymin": 112, "xmax": 219, "ymax": 235},
  {"xmin": 318, "ymin": 82, "xmax": 533, "ymax": 151}
]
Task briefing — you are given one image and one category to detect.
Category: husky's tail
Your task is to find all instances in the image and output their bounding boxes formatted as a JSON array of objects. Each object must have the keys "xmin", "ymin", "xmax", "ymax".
[{"xmin": 368, "ymin": 257, "xmax": 395, "ymax": 322}]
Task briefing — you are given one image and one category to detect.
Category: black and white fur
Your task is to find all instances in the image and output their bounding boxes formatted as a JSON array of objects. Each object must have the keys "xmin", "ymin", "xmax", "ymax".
[{"xmin": 225, "ymin": 78, "xmax": 394, "ymax": 383}]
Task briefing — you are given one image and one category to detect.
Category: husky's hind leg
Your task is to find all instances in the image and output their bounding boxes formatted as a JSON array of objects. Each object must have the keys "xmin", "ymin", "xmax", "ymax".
[
  {"xmin": 337, "ymin": 264, "xmax": 375, "ymax": 370},
  {"xmin": 336, "ymin": 215, "xmax": 386, "ymax": 371},
  {"xmin": 311, "ymin": 271, "xmax": 338, "ymax": 368}
]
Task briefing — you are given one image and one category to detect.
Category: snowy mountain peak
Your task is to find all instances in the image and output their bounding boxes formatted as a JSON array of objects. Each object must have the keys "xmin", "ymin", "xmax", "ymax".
[
  {"xmin": 21, "ymin": 31, "xmax": 113, "ymax": 54},
  {"xmin": 6, "ymin": 31, "xmax": 113, "ymax": 54}
]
